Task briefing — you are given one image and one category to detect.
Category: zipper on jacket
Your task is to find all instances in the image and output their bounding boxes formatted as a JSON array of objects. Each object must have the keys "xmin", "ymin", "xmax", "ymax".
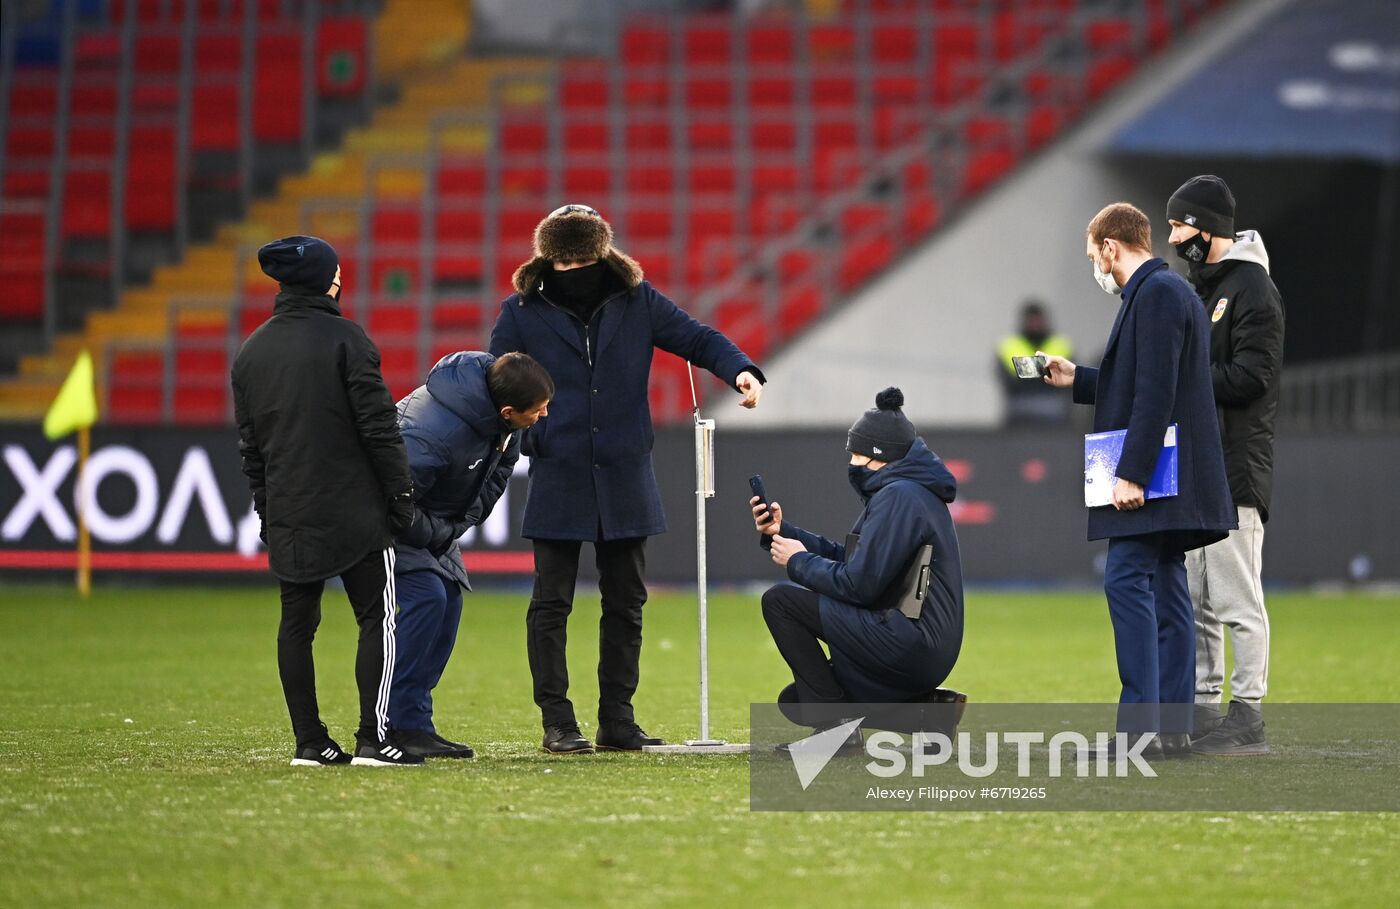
[{"xmin": 537, "ymin": 287, "xmax": 625, "ymax": 368}]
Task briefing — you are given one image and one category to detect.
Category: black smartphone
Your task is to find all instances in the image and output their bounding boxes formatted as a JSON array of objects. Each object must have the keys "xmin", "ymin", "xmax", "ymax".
[
  {"xmin": 1011, "ymin": 354, "xmax": 1048, "ymax": 379},
  {"xmin": 749, "ymin": 474, "xmax": 774, "ymax": 551}
]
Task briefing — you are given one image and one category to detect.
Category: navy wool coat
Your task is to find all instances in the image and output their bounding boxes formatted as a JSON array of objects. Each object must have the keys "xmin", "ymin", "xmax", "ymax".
[
  {"xmin": 490, "ymin": 261, "xmax": 760, "ymax": 541},
  {"xmin": 394, "ymin": 352, "xmax": 519, "ymax": 588},
  {"xmin": 781, "ymin": 439, "xmax": 965, "ymax": 702},
  {"xmin": 1073, "ymin": 258, "xmax": 1236, "ymax": 549}
]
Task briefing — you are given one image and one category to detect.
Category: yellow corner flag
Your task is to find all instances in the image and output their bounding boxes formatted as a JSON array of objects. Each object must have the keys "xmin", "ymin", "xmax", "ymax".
[{"xmin": 43, "ymin": 350, "xmax": 98, "ymax": 441}]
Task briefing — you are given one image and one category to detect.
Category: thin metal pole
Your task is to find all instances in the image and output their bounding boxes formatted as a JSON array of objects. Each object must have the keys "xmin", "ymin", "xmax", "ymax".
[{"xmin": 695, "ymin": 413, "xmax": 709, "ymax": 742}]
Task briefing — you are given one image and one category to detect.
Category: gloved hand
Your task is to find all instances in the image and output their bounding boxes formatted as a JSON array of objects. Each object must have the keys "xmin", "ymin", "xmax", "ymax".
[
  {"xmin": 428, "ymin": 518, "xmax": 469, "ymax": 557},
  {"xmin": 387, "ymin": 489, "xmax": 415, "ymax": 534}
]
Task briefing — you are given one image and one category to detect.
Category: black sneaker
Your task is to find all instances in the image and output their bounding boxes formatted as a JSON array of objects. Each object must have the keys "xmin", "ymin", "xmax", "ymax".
[
  {"xmin": 596, "ymin": 722, "xmax": 665, "ymax": 751},
  {"xmin": 393, "ymin": 729, "xmax": 474, "ymax": 759},
  {"xmin": 290, "ymin": 739, "xmax": 352, "ymax": 767},
  {"xmin": 1192, "ymin": 700, "xmax": 1268, "ymax": 755},
  {"xmin": 542, "ymin": 723, "xmax": 594, "ymax": 754},
  {"xmin": 351, "ymin": 740, "xmax": 425, "ymax": 766},
  {"xmin": 1191, "ymin": 703, "xmax": 1226, "ymax": 742},
  {"xmin": 429, "ymin": 731, "xmax": 475, "ymax": 759}
]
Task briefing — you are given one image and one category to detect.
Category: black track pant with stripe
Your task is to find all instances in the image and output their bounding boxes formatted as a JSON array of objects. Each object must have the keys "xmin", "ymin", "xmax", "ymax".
[{"xmin": 277, "ymin": 547, "xmax": 397, "ymax": 748}]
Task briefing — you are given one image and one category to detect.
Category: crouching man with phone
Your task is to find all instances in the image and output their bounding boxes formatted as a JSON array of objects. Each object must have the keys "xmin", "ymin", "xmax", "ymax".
[{"xmin": 752, "ymin": 388, "xmax": 965, "ymax": 751}]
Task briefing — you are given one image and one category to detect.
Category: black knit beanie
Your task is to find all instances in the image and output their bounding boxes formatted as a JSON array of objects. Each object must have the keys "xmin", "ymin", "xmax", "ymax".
[
  {"xmin": 847, "ymin": 387, "xmax": 916, "ymax": 461},
  {"xmin": 1166, "ymin": 175, "xmax": 1235, "ymax": 238},
  {"xmin": 258, "ymin": 235, "xmax": 339, "ymax": 295}
]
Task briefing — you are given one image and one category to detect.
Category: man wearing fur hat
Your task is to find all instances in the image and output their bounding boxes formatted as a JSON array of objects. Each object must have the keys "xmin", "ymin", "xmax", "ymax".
[{"xmin": 490, "ymin": 204, "xmax": 765, "ymax": 754}]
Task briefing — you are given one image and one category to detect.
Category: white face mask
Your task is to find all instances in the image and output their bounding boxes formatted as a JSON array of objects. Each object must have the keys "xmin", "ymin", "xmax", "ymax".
[{"xmin": 1092, "ymin": 254, "xmax": 1121, "ymax": 295}]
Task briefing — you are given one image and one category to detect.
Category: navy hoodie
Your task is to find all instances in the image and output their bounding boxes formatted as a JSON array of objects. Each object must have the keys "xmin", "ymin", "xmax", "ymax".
[
  {"xmin": 394, "ymin": 352, "xmax": 520, "ymax": 588},
  {"xmin": 781, "ymin": 438, "xmax": 965, "ymax": 702}
]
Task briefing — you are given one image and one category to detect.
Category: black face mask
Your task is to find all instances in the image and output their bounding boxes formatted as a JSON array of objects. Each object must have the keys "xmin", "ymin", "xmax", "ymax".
[
  {"xmin": 547, "ymin": 261, "xmax": 607, "ymax": 309},
  {"xmin": 848, "ymin": 462, "xmax": 876, "ymax": 499},
  {"xmin": 1024, "ymin": 328, "xmax": 1050, "ymax": 347},
  {"xmin": 1173, "ymin": 231, "xmax": 1211, "ymax": 266}
]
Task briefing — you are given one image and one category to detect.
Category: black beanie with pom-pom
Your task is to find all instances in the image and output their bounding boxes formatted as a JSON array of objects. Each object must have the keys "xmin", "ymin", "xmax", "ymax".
[{"xmin": 846, "ymin": 387, "xmax": 916, "ymax": 461}]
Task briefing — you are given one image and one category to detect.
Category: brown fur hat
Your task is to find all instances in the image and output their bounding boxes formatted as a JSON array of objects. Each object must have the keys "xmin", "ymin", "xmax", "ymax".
[{"xmin": 511, "ymin": 207, "xmax": 644, "ymax": 296}]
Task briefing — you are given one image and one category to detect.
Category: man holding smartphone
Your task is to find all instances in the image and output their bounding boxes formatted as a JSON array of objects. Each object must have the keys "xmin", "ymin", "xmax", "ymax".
[
  {"xmin": 1039, "ymin": 204, "xmax": 1235, "ymax": 755},
  {"xmin": 752, "ymin": 387, "xmax": 964, "ymax": 750}
]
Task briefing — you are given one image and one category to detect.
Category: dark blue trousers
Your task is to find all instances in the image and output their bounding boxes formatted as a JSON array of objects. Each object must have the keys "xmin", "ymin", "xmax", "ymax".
[
  {"xmin": 1104, "ymin": 534, "xmax": 1194, "ymax": 734},
  {"xmin": 388, "ymin": 569, "xmax": 463, "ymax": 733}
]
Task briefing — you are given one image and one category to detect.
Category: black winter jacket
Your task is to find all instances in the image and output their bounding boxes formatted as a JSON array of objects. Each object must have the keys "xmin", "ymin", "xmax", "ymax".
[
  {"xmin": 1189, "ymin": 231, "xmax": 1284, "ymax": 520},
  {"xmin": 232, "ymin": 291, "xmax": 412, "ymax": 583}
]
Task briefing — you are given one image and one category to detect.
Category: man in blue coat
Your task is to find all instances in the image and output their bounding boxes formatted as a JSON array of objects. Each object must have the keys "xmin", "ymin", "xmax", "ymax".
[
  {"xmin": 389, "ymin": 351, "xmax": 553, "ymax": 759},
  {"xmin": 1041, "ymin": 202, "xmax": 1236, "ymax": 753},
  {"xmin": 490, "ymin": 204, "xmax": 766, "ymax": 754},
  {"xmin": 755, "ymin": 388, "xmax": 965, "ymax": 747}
]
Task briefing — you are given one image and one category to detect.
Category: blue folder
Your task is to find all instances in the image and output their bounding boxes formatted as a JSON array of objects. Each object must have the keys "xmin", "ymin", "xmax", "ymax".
[{"xmin": 1084, "ymin": 424, "xmax": 1179, "ymax": 507}]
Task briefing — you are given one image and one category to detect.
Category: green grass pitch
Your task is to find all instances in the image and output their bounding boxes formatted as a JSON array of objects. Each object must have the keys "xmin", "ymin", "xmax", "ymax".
[{"xmin": 1, "ymin": 584, "xmax": 1397, "ymax": 907}]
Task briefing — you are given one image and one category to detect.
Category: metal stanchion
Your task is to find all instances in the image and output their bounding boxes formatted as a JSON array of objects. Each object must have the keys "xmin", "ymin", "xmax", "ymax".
[{"xmin": 642, "ymin": 366, "xmax": 749, "ymax": 754}]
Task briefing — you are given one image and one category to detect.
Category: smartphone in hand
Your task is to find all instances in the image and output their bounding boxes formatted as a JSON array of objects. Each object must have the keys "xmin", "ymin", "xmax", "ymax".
[
  {"xmin": 749, "ymin": 474, "xmax": 774, "ymax": 551},
  {"xmin": 1011, "ymin": 355, "xmax": 1048, "ymax": 379}
]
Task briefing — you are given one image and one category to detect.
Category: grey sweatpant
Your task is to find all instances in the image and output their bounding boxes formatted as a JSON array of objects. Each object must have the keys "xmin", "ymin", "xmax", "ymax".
[{"xmin": 1185, "ymin": 505, "xmax": 1270, "ymax": 704}]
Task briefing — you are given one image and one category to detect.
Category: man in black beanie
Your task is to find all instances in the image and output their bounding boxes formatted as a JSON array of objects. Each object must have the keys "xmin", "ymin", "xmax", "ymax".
[
  {"xmin": 491, "ymin": 204, "xmax": 766, "ymax": 754},
  {"xmin": 751, "ymin": 388, "xmax": 965, "ymax": 747},
  {"xmin": 232, "ymin": 235, "xmax": 422, "ymax": 767},
  {"xmin": 1167, "ymin": 176, "xmax": 1284, "ymax": 755}
]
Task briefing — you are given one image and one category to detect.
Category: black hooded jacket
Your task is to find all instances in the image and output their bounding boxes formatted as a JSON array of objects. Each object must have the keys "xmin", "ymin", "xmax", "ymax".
[
  {"xmin": 1189, "ymin": 231, "xmax": 1284, "ymax": 520},
  {"xmin": 232, "ymin": 291, "xmax": 412, "ymax": 583}
]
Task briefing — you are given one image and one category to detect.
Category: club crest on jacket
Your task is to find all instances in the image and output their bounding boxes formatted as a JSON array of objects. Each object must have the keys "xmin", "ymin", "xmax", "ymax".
[{"xmin": 1212, "ymin": 298, "xmax": 1229, "ymax": 322}]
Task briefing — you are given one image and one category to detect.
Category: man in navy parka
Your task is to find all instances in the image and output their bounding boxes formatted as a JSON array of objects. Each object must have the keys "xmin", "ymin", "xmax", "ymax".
[{"xmin": 756, "ymin": 388, "xmax": 965, "ymax": 721}]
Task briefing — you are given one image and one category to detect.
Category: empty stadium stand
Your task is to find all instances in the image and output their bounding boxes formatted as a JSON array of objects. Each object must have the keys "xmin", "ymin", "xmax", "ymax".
[{"xmin": 0, "ymin": 0, "xmax": 1228, "ymax": 425}]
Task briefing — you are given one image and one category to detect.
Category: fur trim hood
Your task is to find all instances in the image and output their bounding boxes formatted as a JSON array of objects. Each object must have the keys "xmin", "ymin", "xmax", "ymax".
[{"xmin": 511, "ymin": 209, "xmax": 644, "ymax": 296}]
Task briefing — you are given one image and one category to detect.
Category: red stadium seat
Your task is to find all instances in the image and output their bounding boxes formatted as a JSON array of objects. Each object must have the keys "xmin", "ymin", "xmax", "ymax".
[
  {"xmin": 62, "ymin": 168, "xmax": 112, "ymax": 238},
  {"xmin": 373, "ymin": 208, "xmax": 423, "ymax": 244},
  {"xmin": 625, "ymin": 165, "xmax": 675, "ymax": 196},
  {"xmin": 435, "ymin": 209, "xmax": 484, "ymax": 245},
  {"xmin": 746, "ymin": 23, "xmax": 795, "ymax": 66},
  {"xmin": 561, "ymin": 62, "xmax": 611, "ymax": 109},
  {"xmin": 872, "ymin": 25, "xmax": 919, "ymax": 64},
  {"xmin": 564, "ymin": 165, "xmax": 612, "ymax": 197},
  {"xmin": 626, "ymin": 206, "xmax": 674, "ymax": 241},
  {"xmin": 252, "ymin": 34, "xmax": 302, "ymax": 142},
  {"xmin": 438, "ymin": 160, "xmax": 487, "ymax": 198},
  {"xmin": 564, "ymin": 119, "xmax": 610, "ymax": 152},
  {"xmin": 621, "ymin": 24, "xmax": 670, "ymax": 66},
  {"xmin": 747, "ymin": 75, "xmax": 795, "ymax": 109},
  {"xmin": 684, "ymin": 23, "xmax": 731, "ymax": 66},
  {"xmin": 808, "ymin": 24, "xmax": 855, "ymax": 63},
  {"xmin": 126, "ymin": 125, "xmax": 177, "ymax": 230}
]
